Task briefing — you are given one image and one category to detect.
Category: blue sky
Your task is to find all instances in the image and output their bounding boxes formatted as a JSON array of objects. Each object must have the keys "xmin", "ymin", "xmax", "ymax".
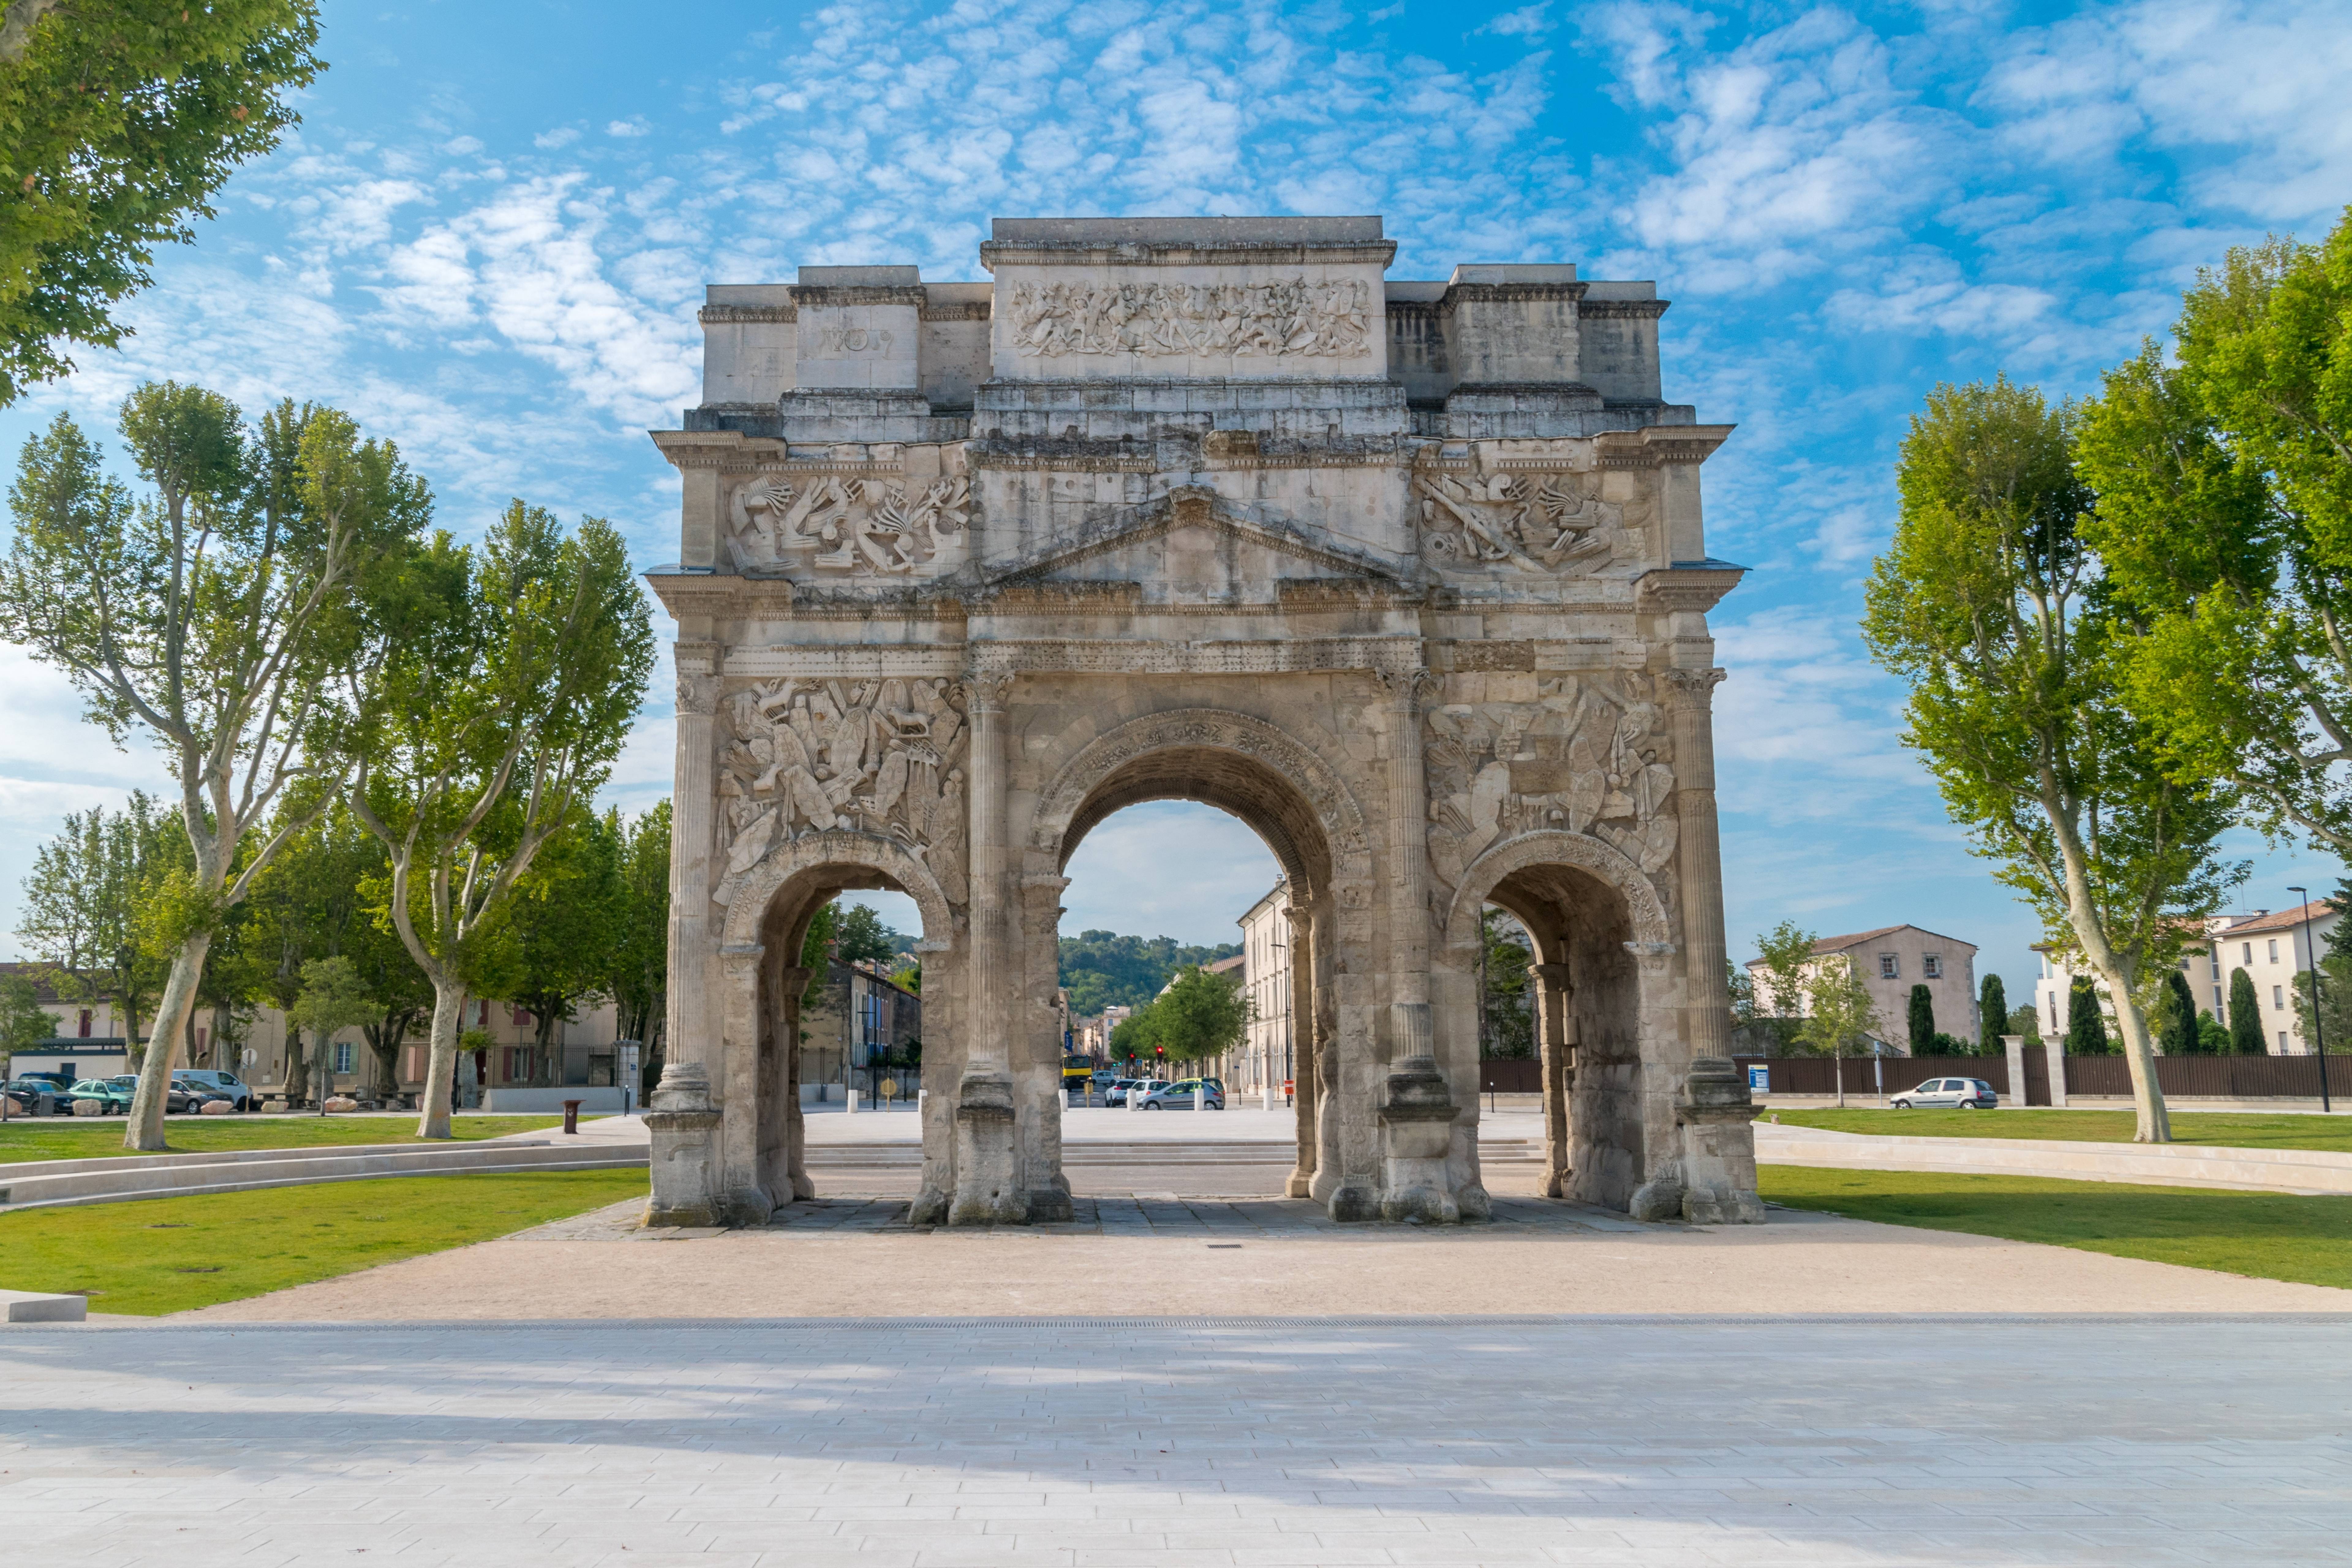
[{"xmin": 2, "ymin": 0, "xmax": 2349, "ymax": 1003}]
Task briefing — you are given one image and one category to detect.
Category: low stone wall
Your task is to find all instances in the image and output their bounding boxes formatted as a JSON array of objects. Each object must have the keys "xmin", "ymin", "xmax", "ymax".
[{"xmin": 479, "ymin": 1087, "xmax": 627, "ymax": 1114}]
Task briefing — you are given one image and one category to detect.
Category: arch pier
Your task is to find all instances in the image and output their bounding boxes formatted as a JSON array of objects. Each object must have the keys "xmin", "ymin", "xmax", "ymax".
[{"xmin": 644, "ymin": 213, "xmax": 1761, "ymax": 1227}]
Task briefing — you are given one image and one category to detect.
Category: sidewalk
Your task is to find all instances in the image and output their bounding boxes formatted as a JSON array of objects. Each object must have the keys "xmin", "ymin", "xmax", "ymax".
[{"xmin": 1754, "ymin": 1118, "xmax": 2352, "ymax": 1193}]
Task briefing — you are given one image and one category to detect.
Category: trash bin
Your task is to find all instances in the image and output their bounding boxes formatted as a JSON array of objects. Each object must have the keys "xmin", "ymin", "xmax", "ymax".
[{"xmin": 562, "ymin": 1098, "xmax": 582, "ymax": 1135}]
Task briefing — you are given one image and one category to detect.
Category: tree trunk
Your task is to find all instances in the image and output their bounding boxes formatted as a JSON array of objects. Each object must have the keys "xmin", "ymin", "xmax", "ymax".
[
  {"xmin": 211, "ymin": 1002, "xmax": 233, "ymax": 1071},
  {"xmin": 121, "ymin": 933, "xmax": 212, "ymax": 1152},
  {"xmin": 2095, "ymin": 960, "xmax": 2172, "ymax": 1142},
  {"xmin": 416, "ymin": 974, "xmax": 465, "ymax": 1140},
  {"xmin": 286, "ymin": 1026, "xmax": 310, "ymax": 1105},
  {"xmin": 534, "ymin": 1008, "xmax": 561, "ymax": 1087}
]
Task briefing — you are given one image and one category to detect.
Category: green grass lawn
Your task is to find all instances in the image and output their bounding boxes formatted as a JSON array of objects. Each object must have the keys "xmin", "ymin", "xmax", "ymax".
[
  {"xmin": 0, "ymin": 1168, "xmax": 649, "ymax": 1314},
  {"xmin": 1760, "ymin": 1164, "xmax": 2352, "ymax": 1291},
  {"xmin": 1766, "ymin": 1106, "xmax": 2352, "ymax": 1152},
  {"xmin": 0, "ymin": 1114, "xmax": 595, "ymax": 1164}
]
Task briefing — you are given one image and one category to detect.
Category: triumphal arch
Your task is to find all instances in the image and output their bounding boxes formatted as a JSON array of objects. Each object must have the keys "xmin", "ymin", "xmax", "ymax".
[{"xmin": 643, "ymin": 216, "xmax": 1762, "ymax": 1229}]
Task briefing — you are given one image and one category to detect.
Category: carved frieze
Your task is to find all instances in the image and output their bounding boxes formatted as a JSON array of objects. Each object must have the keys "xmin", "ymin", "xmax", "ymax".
[
  {"xmin": 727, "ymin": 474, "xmax": 971, "ymax": 578},
  {"xmin": 1413, "ymin": 470, "xmax": 1631, "ymax": 576},
  {"xmin": 1423, "ymin": 672, "xmax": 1679, "ymax": 897},
  {"xmin": 713, "ymin": 677, "xmax": 971, "ymax": 906},
  {"xmin": 1006, "ymin": 278, "xmax": 1374, "ymax": 360}
]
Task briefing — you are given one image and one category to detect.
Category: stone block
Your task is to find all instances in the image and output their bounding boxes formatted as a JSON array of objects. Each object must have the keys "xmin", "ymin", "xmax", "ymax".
[
  {"xmin": 199, "ymin": 1099, "xmax": 234, "ymax": 1116},
  {"xmin": 70, "ymin": 1098, "xmax": 104, "ymax": 1117},
  {"xmin": 323, "ymin": 1097, "xmax": 359, "ymax": 1113},
  {"xmin": 0, "ymin": 1288, "xmax": 86, "ymax": 1323}
]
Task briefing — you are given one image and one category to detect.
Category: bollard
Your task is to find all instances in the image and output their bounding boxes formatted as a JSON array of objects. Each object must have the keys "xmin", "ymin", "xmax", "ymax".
[
  {"xmin": 847, "ymin": 1088, "xmax": 860, "ymax": 1115},
  {"xmin": 1128, "ymin": 1082, "xmax": 1142, "ymax": 1113},
  {"xmin": 1193, "ymin": 1084, "xmax": 1203, "ymax": 1113},
  {"xmin": 562, "ymin": 1098, "xmax": 582, "ymax": 1135}
]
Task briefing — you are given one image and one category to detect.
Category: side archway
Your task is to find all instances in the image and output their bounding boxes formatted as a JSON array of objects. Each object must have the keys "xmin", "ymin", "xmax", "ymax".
[{"xmin": 1436, "ymin": 829, "xmax": 1677, "ymax": 1212}]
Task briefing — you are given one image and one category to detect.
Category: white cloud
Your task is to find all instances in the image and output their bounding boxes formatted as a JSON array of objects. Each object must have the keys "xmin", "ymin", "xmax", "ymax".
[
  {"xmin": 534, "ymin": 127, "xmax": 582, "ymax": 151},
  {"xmin": 606, "ymin": 118, "xmax": 652, "ymax": 139}
]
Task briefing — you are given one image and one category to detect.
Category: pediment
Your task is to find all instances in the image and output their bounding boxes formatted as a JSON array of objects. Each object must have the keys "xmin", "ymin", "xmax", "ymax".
[{"xmin": 987, "ymin": 485, "xmax": 1405, "ymax": 605}]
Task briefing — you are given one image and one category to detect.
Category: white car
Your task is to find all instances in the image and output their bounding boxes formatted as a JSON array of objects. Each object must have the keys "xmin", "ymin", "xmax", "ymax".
[{"xmin": 1890, "ymin": 1076, "xmax": 1998, "ymax": 1110}]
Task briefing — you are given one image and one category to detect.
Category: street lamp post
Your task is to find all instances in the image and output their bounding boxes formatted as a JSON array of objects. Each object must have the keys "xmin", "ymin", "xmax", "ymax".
[{"xmin": 2289, "ymin": 887, "xmax": 2332, "ymax": 1114}]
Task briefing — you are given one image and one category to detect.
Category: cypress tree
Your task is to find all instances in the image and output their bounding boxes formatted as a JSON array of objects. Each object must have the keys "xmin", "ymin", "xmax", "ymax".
[
  {"xmin": 2159, "ymin": 969, "xmax": 2200, "ymax": 1055},
  {"xmin": 1907, "ymin": 983, "xmax": 1935, "ymax": 1054},
  {"xmin": 1978, "ymin": 973, "xmax": 2007, "ymax": 1054},
  {"xmin": 2228, "ymin": 967, "xmax": 2266, "ymax": 1055},
  {"xmin": 2065, "ymin": 977, "xmax": 2111, "ymax": 1054}
]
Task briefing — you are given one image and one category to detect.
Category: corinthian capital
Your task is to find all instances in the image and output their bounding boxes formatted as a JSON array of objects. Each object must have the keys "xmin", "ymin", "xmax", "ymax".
[
  {"xmin": 1660, "ymin": 667, "xmax": 1728, "ymax": 706},
  {"xmin": 967, "ymin": 669, "xmax": 1016, "ymax": 713}
]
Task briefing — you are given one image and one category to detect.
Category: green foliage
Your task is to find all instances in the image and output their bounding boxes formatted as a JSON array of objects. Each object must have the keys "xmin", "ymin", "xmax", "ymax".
[
  {"xmin": 1057, "ymin": 929, "xmax": 1240, "ymax": 1016},
  {"xmin": 2079, "ymin": 212, "xmax": 2352, "ymax": 855},
  {"xmin": 1978, "ymin": 973, "xmax": 2008, "ymax": 1054},
  {"xmin": 15, "ymin": 789, "xmax": 178, "ymax": 1052},
  {"xmin": 1107, "ymin": 964, "xmax": 1251, "ymax": 1066},
  {"xmin": 833, "ymin": 901, "xmax": 905, "ymax": 967},
  {"xmin": 0, "ymin": 1, "xmax": 324, "ymax": 404},
  {"xmin": 1795, "ymin": 955, "xmax": 1880, "ymax": 1061},
  {"xmin": 2198, "ymin": 1014, "xmax": 2234, "ymax": 1054},
  {"xmin": 2230, "ymin": 967, "xmax": 2268, "ymax": 1056},
  {"xmin": 1906, "ymin": 983, "xmax": 1936, "ymax": 1054},
  {"xmin": 2006, "ymin": 1003, "xmax": 2043, "ymax": 1045},
  {"xmin": 474, "ymin": 806, "xmax": 629, "ymax": 1085},
  {"xmin": 1478, "ymin": 907, "xmax": 1533, "ymax": 1058},
  {"xmin": 285, "ymin": 954, "xmax": 373, "ymax": 1072},
  {"xmin": 0, "ymin": 973, "xmax": 50, "ymax": 1059},
  {"xmin": 607, "ymin": 801, "xmax": 669, "ymax": 1092},
  {"xmin": 2158, "ymin": 969, "xmax": 2202, "ymax": 1055},
  {"xmin": 1864, "ymin": 375, "xmax": 2246, "ymax": 1137},
  {"xmin": 2066, "ymin": 977, "xmax": 2113, "ymax": 1055},
  {"xmin": 1929, "ymin": 1032, "xmax": 1974, "ymax": 1056}
]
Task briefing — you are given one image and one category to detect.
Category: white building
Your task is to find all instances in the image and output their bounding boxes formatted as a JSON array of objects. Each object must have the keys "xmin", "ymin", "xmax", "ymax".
[
  {"xmin": 1745, "ymin": 925, "xmax": 1980, "ymax": 1052},
  {"xmin": 1237, "ymin": 878, "xmax": 1295, "ymax": 1097},
  {"xmin": 2037, "ymin": 903, "xmax": 2343, "ymax": 1054}
]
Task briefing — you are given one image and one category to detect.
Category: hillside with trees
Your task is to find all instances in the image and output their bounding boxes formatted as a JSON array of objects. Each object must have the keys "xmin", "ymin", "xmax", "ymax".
[{"xmin": 1058, "ymin": 930, "xmax": 1241, "ymax": 1016}]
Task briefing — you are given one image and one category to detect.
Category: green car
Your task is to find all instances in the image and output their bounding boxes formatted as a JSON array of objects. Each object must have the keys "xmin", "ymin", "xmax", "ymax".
[{"xmin": 66, "ymin": 1078, "xmax": 133, "ymax": 1114}]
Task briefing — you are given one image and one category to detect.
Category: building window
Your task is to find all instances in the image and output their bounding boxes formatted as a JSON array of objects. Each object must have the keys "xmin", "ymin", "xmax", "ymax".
[
  {"xmin": 1923, "ymin": 955, "xmax": 1942, "ymax": 979},
  {"xmin": 2270, "ymin": 939, "xmax": 2281, "ymax": 963},
  {"xmin": 2274, "ymin": 985, "xmax": 2286, "ymax": 1009},
  {"xmin": 2244, "ymin": 943, "xmax": 2254, "ymax": 965},
  {"xmin": 2213, "ymin": 985, "xmax": 2223, "ymax": 1010},
  {"xmin": 77, "ymin": 1008, "xmax": 91, "ymax": 1038},
  {"xmin": 2280, "ymin": 1031, "xmax": 2290, "ymax": 1053},
  {"xmin": 2210, "ymin": 950, "xmax": 2221, "ymax": 978},
  {"xmin": 504, "ymin": 1046, "xmax": 532, "ymax": 1082},
  {"xmin": 332, "ymin": 1042, "xmax": 355, "ymax": 1074},
  {"xmin": 1878, "ymin": 954, "xmax": 1899, "ymax": 979},
  {"xmin": 2048, "ymin": 992, "xmax": 2058, "ymax": 1028}
]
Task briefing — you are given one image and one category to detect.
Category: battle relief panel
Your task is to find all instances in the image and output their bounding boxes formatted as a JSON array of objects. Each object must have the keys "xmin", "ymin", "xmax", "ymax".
[
  {"xmin": 1003, "ymin": 277, "xmax": 1378, "ymax": 360},
  {"xmin": 1410, "ymin": 448, "xmax": 1662, "ymax": 583},
  {"xmin": 724, "ymin": 447, "xmax": 973, "ymax": 579},
  {"xmin": 1424, "ymin": 672, "xmax": 1679, "ymax": 908},
  {"xmin": 713, "ymin": 677, "xmax": 971, "ymax": 908}
]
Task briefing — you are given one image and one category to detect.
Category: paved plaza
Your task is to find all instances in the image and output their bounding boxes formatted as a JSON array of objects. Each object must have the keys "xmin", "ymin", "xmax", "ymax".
[{"xmin": 6, "ymin": 1315, "xmax": 2351, "ymax": 1566}]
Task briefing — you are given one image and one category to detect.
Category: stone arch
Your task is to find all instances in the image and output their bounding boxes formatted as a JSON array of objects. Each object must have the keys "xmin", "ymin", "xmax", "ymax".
[
  {"xmin": 709, "ymin": 830, "xmax": 961, "ymax": 1230},
  {"xmin": 1434, "ymin": 829, "xmax": 1675, "ymax": 1213},
  {"xmin": 1023, "ymin": 707, "xmax": 1373, "ymax": 887},
  {"xmin": 722, "ymin": 830, "xmax": 958, "ymax": 952},
  {"xmin": 1441, "ymin": 829, "xmax": 1671, "ymax": 958}
]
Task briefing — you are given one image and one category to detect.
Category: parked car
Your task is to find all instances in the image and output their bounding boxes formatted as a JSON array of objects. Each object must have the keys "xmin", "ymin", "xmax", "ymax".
[
  {"xmin": 1139, "ymin": 1078, "xmax": 1224, "ymax": 1111},
  {"xmin": 175, "ymin": 1070, "xmax": 253, "ymax": 1111},
  {"xmin": 2, "ymin": 1078, "xmax": 59, "ymax": 1116},
  {"xmin": 106, "ymin": 1074, "xmax": 206, "ymax": 1114},
  {"xmin": 1091, "ymin": 1068, "xmax": 1120, "ymax": 1087},
  {"xmin": 65, "ymin": 1078, "xmax": 134, "ymax": 1113},
  {"xmin": 1890, "ymin": 1077, "xmax": 1998, "ymax": 1110}
]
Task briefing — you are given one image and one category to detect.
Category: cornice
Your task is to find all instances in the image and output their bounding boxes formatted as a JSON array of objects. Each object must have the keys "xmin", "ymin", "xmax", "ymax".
[
  {"xmin": 699, "ymin": 304, "xmax": 797, "ymax": 325},
  {"xmin": 1636, "ymin": 558, "xmax": 1748, "ymax": 616},
  {"xmin": 1578, "ymin": 299, "xmax": 1670, "ymax": 320},
  {"xmin": 919, "ymin": 300, "xmax": 993, "ymax": 322},
  {"xmin": 978, "ymin": 240, "xmax": 1398, "ymax": 270},
  {"xmin": 787, "ymin": 284, "xmax": 928, "ymax": 307}
]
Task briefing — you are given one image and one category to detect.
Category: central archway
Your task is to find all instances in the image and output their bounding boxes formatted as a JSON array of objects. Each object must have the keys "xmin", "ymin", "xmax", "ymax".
[{"xmin": 1021, "ymin": 707, "xmax": 1380, "ymax": 1216}]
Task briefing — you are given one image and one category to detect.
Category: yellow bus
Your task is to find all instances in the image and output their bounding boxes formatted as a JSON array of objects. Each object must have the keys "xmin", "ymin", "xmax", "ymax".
[{"xmin": 1063, "ymin": 1053, "xmax": 1096, "ymax": 1087}]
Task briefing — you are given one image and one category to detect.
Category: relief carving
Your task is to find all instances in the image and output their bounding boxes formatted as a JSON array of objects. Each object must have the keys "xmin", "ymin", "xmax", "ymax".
[
  {"xmin": 728, "ymin": 475, "xmax": 971, "ymax": 577},
  {"xmin": 1424, "ymin": 673, "xmax": 1679, "ymax": 895},
  {"xmin": 1007, "ymin": 278, "xmax": 1374, "ymax": 359},
  {"xmin": 1413, "ymin": 470, "xmax": 1630, "ymax": 575},
  {"xmin": 713, "ymin": 677, "xmax": 970, "ymax": 905}
]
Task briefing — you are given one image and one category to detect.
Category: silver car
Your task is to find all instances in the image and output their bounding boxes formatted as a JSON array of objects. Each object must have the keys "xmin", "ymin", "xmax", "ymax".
[{"xmin": 1891, "ymin": 1076, "xmax": 1998, "ymax": 1110}]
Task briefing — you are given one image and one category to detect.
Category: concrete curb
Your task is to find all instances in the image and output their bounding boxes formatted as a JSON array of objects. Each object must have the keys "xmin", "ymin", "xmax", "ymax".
[{"xmin": 0, "ymin": 1141, "xmax": 649, "ymax": 1213}]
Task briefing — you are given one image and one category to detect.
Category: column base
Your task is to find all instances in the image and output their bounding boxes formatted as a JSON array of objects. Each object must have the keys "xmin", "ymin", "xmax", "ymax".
[
  {"xmin": 1284, "ymin": 1169, "xmax": 1314, "ymax": 1198},
  {"xmin": 643, "ymin": 1198, "xmax": 719, "ymax": 1228},
  {"xmin": 716, "ymin": 1187, "xmax": 775, "ymax": 1228},
  {"xmin": 948, "ymin": 1069, "xmax": 1027, "ymax": 1226},
  {"xmin": 1328, "ymin": 1180, "xmax": 1381, "ymax": 1223}
]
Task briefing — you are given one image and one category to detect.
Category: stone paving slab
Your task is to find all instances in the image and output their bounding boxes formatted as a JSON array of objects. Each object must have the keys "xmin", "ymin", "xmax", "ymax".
[{"xmin": 3, "ymin": 1317, "xmax": 2350, "ymax": 1566}]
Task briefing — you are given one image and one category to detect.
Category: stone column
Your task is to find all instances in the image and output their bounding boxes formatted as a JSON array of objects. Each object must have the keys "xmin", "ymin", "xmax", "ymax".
[
  {"xmin": 651, "ymin": 650, "xmax": 723, "ymax": 1227},
  {"xmin": 2043, "ymin": 1035, "xmax": 2069, "ymax": 1108},
  {"xmin": 1530, "ymin": 961, "xmax": 1573, "ymax": 1198},
  {"xmin": 780, "ymin": 966, "xmax": 814, "ymax": 1200},
  {"xmin": 1373, "ymin": 665, "xmax": 1453, "ymax": 1222},
  {"xmin": 1663, "ymin": 667, "xmax": 1732, "ymax": 1059},
  {"xmin": 2002, "ymin": 1034, "xmax": 2027, "ymax": 1109},
  {"xmin": 1284, "ymin": 899, "xmax": 1317, "ymax": 1198},
  {"xmin": 951, "ymin": 670, "xmax": 1024, "ymax": 1225},
  {"xmin": 1656, "ymin": 666, "xmax": 1761, "ymax": 1224}
]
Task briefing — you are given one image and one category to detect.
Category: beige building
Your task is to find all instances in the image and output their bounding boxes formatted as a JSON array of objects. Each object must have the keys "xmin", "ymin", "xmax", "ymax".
[
  {"xmin": 2037, "ymin": 903, "xmax": 2343, "ymax": 1054},
  {"xmin": 1237, "ymin": 878, "xmax": 1299, "ymax": 1098},
  {"xmin": 1747, "ymin": 925, "xmax": 1979, "ymax": 1052}
]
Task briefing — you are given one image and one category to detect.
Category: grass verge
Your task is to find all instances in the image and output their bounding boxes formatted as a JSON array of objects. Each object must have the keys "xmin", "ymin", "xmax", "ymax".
[
  {"xmin": 1759, "ymin": 1163, "xmax": 2352, "ymax": 1291},
  {"xmin": 0, "ymin": 1168, "xmax": 649, "ymax": 1314},
  {"xmin": 0, "ymin": 1115, "xmax": 591, "ymax": 1165},
  {"xmin": 1765, "ymin": 1107, "xmax": 2352, "ymax": 1152}
]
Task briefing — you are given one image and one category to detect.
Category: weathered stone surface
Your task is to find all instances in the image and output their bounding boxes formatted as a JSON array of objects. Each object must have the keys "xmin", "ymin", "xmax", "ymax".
[
  {"xmin": 199, "ymin": 1099, "xmax": 234, "ymax": 1116},
  {"xmin": 648, "ymin": 214, "xmax": 1757, "ymax": 1228}
]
